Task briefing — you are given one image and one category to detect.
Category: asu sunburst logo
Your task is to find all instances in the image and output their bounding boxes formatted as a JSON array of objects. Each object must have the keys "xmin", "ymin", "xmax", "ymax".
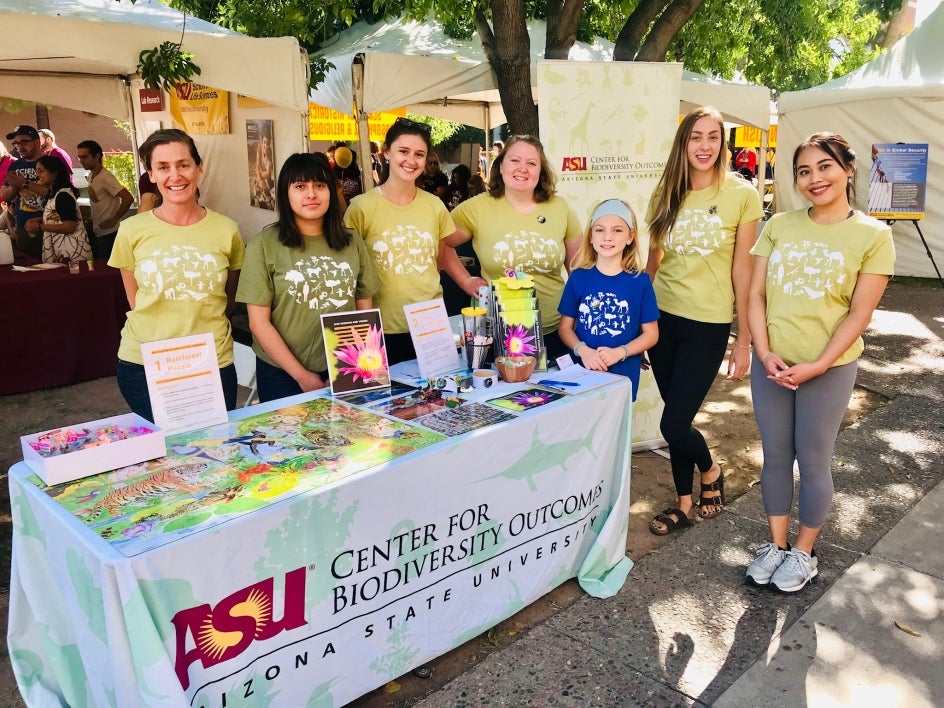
[{"xmin": 173, "ymin": 566, "xmax": 308, "ymax": 690}]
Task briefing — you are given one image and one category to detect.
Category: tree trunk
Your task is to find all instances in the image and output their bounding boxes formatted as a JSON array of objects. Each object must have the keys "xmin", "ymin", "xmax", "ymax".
[
  {"xmin": 614, "ymin": 0, "xmax": 670, "ymax": 61},
  {"xmin": 636, "ymin": 0, "xmax": 707, "ymax": 62},
  {"xmin": 882, "ymin": 1, "xmax": 911, "ymax": 48},
  {"xmin": 35, "ymin": 104, "xmax": 51, "ymax": 130},
  {"xmin": 478, "ymin": 1, "xmax": 539, "ymax": 135},
  {"xmin": 545, "ymin": 0, "xmax": 583, "ymax": 60}
]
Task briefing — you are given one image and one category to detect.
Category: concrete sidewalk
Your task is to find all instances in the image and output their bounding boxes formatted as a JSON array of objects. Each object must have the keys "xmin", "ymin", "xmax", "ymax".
[{"xmin": 414, "ymin": 284, "xmax": 944, "ymax": 707}]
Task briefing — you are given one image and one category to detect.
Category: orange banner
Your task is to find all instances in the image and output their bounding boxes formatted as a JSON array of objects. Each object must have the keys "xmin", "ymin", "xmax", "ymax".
[{"xmin": 308, "ymin": 104, "xmax": 405, "ymax": 142}]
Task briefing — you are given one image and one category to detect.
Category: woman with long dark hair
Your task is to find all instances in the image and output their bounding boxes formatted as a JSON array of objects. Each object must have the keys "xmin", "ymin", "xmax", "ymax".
[
  {"xmin": 236, "ymin": 153, "xmax": 377, "ymax": 401},
  {"xmin": 32, "ymin": 155, "xmax": 91, "ymax": 264}
]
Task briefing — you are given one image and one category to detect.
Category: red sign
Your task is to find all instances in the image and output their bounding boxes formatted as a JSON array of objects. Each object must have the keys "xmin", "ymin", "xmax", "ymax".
[{"xmin": 139, "ymin": 88, "xmax": 164, "ymax": 113}]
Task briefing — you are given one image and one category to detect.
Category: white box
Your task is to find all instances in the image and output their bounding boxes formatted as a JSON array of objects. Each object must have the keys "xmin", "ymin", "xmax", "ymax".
[{"xmin": 20, "ymin": 413, "xmax": 166, "ymax": 486}]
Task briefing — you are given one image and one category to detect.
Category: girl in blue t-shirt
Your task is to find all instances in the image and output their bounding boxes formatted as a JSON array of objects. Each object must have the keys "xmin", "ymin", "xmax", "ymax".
[{"xmin": 557, "ymin": 199, "xmax": 659, "ymax": 400}]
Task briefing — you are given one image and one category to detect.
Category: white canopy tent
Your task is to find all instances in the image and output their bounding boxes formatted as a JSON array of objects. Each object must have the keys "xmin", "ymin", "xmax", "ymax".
[
  {"xmin": 777, "ymin": 2, "xmax": 944, "ymax": 279},
  {"xmin": 310, "ymin": 15, "xmax": 772, "ymax": 182},
  {"xmin": 0, "ymin": 0, "xmax": 310, "ymax": 237}
]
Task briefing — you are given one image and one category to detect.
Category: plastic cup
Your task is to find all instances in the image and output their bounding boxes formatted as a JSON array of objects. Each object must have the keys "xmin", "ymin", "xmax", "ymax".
[{"xmin": 68, "ymin": 261, "xmax": 80, "ymax": 275}]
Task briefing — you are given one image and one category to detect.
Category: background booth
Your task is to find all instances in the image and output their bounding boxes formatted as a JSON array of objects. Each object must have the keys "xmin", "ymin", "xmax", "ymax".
[
  {"xmin": 0, "ymin": 0, "xmax": 311, "ymax": 239},
  {"xmin": 777, "ymin": 3, "xmax": 944, "ymax": 279}
]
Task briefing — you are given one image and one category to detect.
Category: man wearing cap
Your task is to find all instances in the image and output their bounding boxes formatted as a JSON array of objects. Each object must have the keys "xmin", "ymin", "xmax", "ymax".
[
  {"xmin": 39, "ymin": 128, "xmax": 75, "ymax": 185},
  {"xmin": 76, "ymin": 139, "xmax": 133, "ymax": 259},
  {"xmin": 0, "ymin": 125, "xmax": 51, "ymax": 260}
]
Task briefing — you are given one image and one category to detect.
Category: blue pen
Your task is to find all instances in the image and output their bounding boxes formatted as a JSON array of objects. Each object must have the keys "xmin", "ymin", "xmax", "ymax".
[{"xmin": 536, "ymin": 379, "xmax": 580, "ymax": 388}]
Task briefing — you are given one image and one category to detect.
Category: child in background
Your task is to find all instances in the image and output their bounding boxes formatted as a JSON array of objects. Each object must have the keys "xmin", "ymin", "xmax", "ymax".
[
  {"xmin": 557, "ymin": 199, "xmax": 659, "ymax": 400},
  {"xmin": 237, "ymin": 153, "xmax": 377, "ymax": 402}
]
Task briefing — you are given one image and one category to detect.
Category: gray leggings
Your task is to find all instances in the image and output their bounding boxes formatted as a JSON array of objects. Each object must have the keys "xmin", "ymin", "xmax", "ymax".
[{"xmin": 751, "ymin": 354, "xmax": 858, "ymax": 528}]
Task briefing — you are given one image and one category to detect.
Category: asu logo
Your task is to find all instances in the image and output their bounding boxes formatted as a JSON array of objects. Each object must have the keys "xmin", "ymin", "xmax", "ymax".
[
  {"xmin": 175, "ymin": 82, "xmax": 194, "ymax": 100},
  {"xmin": 561, "ymin": 156, "xmax": 588, "ymax": 172},
  {"xmin": 172, "ymin": 566, "xmax": 308, "ymax": 690}
]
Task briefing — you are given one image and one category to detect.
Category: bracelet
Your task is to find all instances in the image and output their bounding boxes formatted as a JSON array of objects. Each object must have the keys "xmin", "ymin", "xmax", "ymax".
[
  {"xmin": 620, "ymin": 344, "xmax": 629, "ymax": 361},
  {"xmin": 760, "ymin": 352, "xmax": 773, "ymax": 363},
  {"xmin": 573, "ymin": 341, "xmax": 585, "ymax": 356},
  {"xmin": 735, "ymin": 343, "xmax": 751, "ymax": 350}
]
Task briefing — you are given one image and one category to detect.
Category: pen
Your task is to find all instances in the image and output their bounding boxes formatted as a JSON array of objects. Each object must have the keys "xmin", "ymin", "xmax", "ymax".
[{"xmin": 536, "ymin": 379, "xmax": 580, "ymax": 387}]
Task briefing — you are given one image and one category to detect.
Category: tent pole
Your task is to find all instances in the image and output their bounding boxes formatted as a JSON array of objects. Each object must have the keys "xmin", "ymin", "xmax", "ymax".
[
  {"xmin": 352, "ymin": 58, "xmax": 374, "ymax": 191},
  {"xmin": 123, "ymin": 77, "xmax": 143, "ymax": 202},
  {"xmin": 758, "ymin": 128, "xmax": 768, "ymax": 210}
]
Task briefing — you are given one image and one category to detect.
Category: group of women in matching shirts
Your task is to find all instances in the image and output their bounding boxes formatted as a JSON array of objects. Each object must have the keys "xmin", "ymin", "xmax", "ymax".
[{"xmin": 109, "ymin": 105, "xmax": 894, "ymax": 593}]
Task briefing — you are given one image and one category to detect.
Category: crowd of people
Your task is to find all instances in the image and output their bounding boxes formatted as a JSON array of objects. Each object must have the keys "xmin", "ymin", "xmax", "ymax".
[
  {"xmin": 2, "ymin": 106, "xmax": 895, "ymax": 594},
  {"xmin": 0, "ymin": 125, "xmax": 134, "ymax": 264}
]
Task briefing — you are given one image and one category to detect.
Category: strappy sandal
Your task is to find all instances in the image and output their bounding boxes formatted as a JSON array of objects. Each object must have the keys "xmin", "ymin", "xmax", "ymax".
[
  {"xmin": 649, "ymin": 507, "xmax": 693, "ymax": 536},
  {"xmin": 698, "ymin": 465, "xmax": 725, "ymax": 519}
]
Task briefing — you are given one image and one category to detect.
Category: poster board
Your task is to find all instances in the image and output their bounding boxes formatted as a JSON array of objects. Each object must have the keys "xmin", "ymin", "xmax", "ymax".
[{"xmin": 868, "ymin": 143, "xmax": 929, "ymax": 220}]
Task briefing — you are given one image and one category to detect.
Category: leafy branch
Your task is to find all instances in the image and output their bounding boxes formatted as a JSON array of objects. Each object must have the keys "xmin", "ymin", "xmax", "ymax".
[{"xmin": 135, "ymin": 10, "xmax": 201, "ymax": 91}]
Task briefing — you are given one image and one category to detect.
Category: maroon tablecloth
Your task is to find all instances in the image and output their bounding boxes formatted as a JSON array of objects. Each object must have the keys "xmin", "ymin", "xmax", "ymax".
[{"xmin": 0, "ymin": 260, "xmax": 128, "ymax": 395}]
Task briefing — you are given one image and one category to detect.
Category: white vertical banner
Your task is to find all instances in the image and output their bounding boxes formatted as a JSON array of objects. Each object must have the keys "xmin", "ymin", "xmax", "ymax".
[{"xmin": 538, "ymin": 60, "xmax": 683, "ymax": 449}]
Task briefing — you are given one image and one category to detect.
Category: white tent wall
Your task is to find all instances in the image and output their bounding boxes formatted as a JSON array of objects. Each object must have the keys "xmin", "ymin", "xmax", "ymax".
[
  {"xmin": 777, "ymin": 3, "xmax": 944, "ymax": 279},
  {"xmin": 1, "ymin": 0, "xmax": 311, "ymax": 241},
  {"xmin": 130, "ymin": 82, "xmax": 310, "ymax": 239}
]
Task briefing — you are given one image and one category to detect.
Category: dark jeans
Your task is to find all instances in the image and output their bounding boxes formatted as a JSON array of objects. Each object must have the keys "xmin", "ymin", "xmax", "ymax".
[
  {"xmin": 117, "ymin": 359, "xmax": 237, "ymax": 423},
  {"xmin": 647, "ymin": 310, "xmax": 731, "ymax": 497},
  {"xmin": 14, "ymin": 226, "xmax": 41, "ymax": 260},
  {"xmin": 384, "ymin": 332, "xmax": 417, "ymax": 366},
  {"xmin": 91, "ymin": 231, "xmax": 117, "ymax": 260},
  {"xmin": 255, "ymin": 357, "xmax": 329, "ymax": 403}
]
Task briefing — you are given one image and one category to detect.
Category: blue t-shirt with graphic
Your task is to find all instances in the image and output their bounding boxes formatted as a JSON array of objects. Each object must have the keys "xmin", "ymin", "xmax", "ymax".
[{"xmin": 558, "ymin": 266, "xmax": 659, "ymax": 399}]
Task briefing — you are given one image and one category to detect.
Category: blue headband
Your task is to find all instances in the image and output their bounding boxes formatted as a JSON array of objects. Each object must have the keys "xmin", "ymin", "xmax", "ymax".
[{"xmin": 591, "ymin": 199, "xmax": 635, "ymax": 230}]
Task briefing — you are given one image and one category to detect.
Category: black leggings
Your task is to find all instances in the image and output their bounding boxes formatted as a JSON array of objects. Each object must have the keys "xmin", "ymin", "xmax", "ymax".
[{"xmin": 647, "ymin": 311, "xmax": 731, "ymax": 497}]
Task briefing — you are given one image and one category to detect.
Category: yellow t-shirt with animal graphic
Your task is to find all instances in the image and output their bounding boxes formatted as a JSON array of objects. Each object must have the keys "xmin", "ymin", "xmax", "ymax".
[{"xmin": 647, "ymin": 173, "xmax": 764, "ymax": 323}]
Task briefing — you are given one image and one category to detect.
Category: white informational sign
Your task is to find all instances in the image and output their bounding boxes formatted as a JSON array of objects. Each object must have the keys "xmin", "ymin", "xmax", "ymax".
[
  {"xmin": 538, "ymin": 60, "xmax": 682, "ymax": 450},
  {"xmin": 404, "ymin": 298, "xmax": 462, "ymax": 378},
  {"xmin": 141, "ymin": 333, "xmax": 228, "ymax": 435}
]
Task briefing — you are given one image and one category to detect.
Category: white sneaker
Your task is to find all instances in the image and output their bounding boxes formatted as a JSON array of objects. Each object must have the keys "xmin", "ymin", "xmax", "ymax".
[
  {"xmin": 770, "ymin": 549, "xmax": 818, "ymax": 593},
  {"xmin": 745, "ymin": 542, "xmax": 788, "ymax": 586}
]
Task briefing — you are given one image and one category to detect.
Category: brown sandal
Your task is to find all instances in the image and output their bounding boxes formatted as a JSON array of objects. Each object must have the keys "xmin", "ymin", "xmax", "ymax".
[
  {"xmin": 649, "ymin": 508, "xmax": 693, "ymax": 536},
  {"xmin": 698, "ymin": 465, "xmax": 725, "ymax": 519}
]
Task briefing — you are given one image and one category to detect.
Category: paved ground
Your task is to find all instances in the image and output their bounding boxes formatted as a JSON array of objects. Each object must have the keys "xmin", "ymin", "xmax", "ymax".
[{"xmin": 406, "ymin": 280, "xmax": 944, "ymax": 707}]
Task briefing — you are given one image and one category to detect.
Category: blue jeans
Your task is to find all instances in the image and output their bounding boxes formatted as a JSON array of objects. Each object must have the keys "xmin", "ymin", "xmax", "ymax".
[
  {"xmin": 117, "ymin": 359, "xmax": 237, "ymax": 422},
  {"xmin": 91, "ymin": 231, "xmax": 117, "ymax": 260}
]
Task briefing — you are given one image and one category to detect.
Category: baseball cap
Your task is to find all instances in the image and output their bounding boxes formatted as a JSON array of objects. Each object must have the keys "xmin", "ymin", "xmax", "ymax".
[{"xmin": 6, "ymin": 125, "xmax": 40, "ymax": 141}]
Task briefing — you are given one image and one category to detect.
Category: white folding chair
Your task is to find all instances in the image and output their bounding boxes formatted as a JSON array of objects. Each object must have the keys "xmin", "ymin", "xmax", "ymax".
[{"xmin": 233, "ymin": 342, "xmax": 258, "ymax": 407}]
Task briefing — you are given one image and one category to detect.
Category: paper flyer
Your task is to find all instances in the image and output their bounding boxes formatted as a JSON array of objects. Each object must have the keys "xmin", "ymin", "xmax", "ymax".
[
  {"xmin": 321, "ymin": 308, "xmax": 391, "ymax": 395},
  {"xmin": 404, "ymin": 298, "xmax": 462, "ymax": 377},
  {"xmin": 141, "ymin": 333, "xmax": 229, "ymax": 435}
]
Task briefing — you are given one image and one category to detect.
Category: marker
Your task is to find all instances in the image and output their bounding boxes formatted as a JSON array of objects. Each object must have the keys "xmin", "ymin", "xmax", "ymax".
[{"xmin": 536, "ymin": 379, "xmax": 580, "ymax": 388}]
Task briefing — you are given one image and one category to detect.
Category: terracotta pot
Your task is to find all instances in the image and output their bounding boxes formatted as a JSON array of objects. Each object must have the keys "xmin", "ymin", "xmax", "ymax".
[{"xmin": 495, "ymin": 355, "xmax": 537, "ymax": 383}]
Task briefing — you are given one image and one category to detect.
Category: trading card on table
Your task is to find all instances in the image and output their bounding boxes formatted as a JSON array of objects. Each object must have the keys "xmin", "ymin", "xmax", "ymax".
[
  {"xmin": 486, "ymin": 387, "xmax": 564, "ymax": 412},
  {"xmin": 368, "ymin": 389, "xmax": 448, "ymax": 421},
  {"xmin": 415, "ymin": 402, "xmax": 515, "ymax": 436},
  {"xmin": 336, "ymin": 382, "xmax": 417, "ymax": 406}
]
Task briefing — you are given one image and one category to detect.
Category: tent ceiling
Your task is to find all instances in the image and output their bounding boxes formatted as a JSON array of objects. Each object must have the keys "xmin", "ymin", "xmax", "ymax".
[
  {"xmin": 311, "ymin": 16, "xmax": 771, "ymax": 130},
  {"xmin": 0, "ymin": 0, "xmax": 309, "ymax": 119}
]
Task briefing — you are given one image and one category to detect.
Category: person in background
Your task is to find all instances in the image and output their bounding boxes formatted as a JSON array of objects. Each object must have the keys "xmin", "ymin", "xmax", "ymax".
[
  {"xmin": 417, "ymin": 151, "xmax": 449, "ymax": 199},
  {"xmin": 76, "ymin": 139, "xmax": 134, "ymax": 259},
  {"xmin": 333, "ymin": 146, "xmax": 363, "ymax": 204},
  {"xmin": 735, "ymin": 146, "xmax": 757, "ymax": 179},
  {"xmin": 370, "ymin": 141, "xmax": 383, "ymax": 185},
  {"xmin": 448, "ymin": 135, "xmax": 582, "ymax": 360},
  {"xmin": 38, "ymin": 128, "xmax": 75, "ymax": 185},
  {"xmin": 343, "ymin": 117, "xmax": 484, "ymax": 364},
  {"xmin": 557, "ymin": 199, "xmax": 659, "ymax": 401},
  {"xmin": 744, "ymin": 132, "xmax": 894, "ymax": 592},
  {"xmin": 467, "ymin": 174, "xmax": 486, "ymax": 197},
  {"xmin": 109, "ymin": 128, "xmax": 244, "ymax": 420},
  {"xmin": 0, "ymin": 140, "xmax": 13, "ymax": 200},
  {"xmin": 30, "ymin": 155, "xmax": 91, "ymax": 264},
  {"xmin": 444, "ymin": 164, "xmax": 472, "ymax": 211},
  {"xmin": 1, "ymin": 125, "xmax": 49, "ymax": 260},
  {"xmin": 137, "ymin": 170, "xmax": 160, "ymax": 212},
  {"xmin": 237, "ymin": 153, "xmax": 377, "ymax": 401},
  {"xmin": 645, "ymin": 106, "xmax": 764, "ymax": 535}
]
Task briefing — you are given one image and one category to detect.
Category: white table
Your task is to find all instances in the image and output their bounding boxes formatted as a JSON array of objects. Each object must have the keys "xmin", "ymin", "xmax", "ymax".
[{"xmin": 8, "ymin": 375, "xmax": 633, "ymax": 707}]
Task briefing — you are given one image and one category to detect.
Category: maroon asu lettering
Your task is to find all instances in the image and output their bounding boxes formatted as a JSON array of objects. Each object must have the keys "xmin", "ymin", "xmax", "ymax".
[
  {"xmin": 172, "ymin": 567, "xmax": 308, "ymax": 690},
  {"xmin": 561, "ymin": 156, "xmax": 587, "ymax": 171}
]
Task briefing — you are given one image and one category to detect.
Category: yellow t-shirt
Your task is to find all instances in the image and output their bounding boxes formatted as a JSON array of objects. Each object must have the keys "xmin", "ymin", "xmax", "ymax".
[
  {"xmin": 109, "ymin": 209, "xmax": 245, "ymax": 366},
  {"xmin": 451, "ymin": 193, "xmax": 582, "ymax": 332},
  {"xmin": 343, "ymin": 187, "xmax": 455, "ymax": 334},
  {"xmin": 751, "ymin": 209, "xmax": 895, "ymax": 367},
  {"xmin": 647, "ymin": 173, "xmax": 764, "ymax": 323}
]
